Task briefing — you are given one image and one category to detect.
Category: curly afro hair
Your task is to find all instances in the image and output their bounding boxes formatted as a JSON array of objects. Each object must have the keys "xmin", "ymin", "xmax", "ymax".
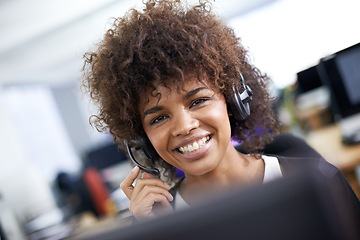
[{"xmin": 82, "ymin": 0, "xmax": 278, "ymax": 181}]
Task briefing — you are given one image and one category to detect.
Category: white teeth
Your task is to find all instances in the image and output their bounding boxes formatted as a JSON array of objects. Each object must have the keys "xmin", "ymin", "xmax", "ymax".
[{"xmin": 178, "ymin": 136, "xmax": 210, "ymax": 153}]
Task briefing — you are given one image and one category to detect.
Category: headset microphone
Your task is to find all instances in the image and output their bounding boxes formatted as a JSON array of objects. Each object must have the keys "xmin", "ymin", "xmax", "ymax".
[{"xmin": 124, "ymin": 139, "xmax": 160, "ymax": 177}]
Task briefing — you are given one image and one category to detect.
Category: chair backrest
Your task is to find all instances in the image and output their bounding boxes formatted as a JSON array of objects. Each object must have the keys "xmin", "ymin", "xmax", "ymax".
[{"xmin": 236, "ymin": 133, "xmax": 322, "ymax": 158}]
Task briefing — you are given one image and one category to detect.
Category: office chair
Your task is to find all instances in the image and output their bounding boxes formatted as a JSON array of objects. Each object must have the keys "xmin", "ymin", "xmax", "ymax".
[{"xmin": 236, "ymin": 133, "xmax": 322, "ymax": 158}]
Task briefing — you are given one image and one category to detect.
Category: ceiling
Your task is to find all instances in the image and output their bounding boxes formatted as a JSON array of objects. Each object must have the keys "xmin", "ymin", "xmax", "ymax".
[{"xmin": 0, "ymin": 0, "xmax": 276, "ymax": 86}]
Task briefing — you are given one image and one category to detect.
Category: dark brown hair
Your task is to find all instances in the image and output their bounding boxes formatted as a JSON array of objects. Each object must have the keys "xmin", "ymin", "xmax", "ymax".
[{"xmin": 82, "ymin": 0, "xmax": 278, "ymax": 181}]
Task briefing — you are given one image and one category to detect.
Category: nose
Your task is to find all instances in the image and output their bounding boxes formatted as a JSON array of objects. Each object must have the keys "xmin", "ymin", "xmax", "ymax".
[{"xmin": 171, "ymin": 110, "xmax": 199, "ymax": 136}]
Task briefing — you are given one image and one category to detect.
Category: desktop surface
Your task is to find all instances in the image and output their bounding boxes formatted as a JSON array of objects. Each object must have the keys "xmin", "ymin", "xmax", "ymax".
[{"xmin": 306, "ymin": 124, "xmax": 360, "ymax": 172}]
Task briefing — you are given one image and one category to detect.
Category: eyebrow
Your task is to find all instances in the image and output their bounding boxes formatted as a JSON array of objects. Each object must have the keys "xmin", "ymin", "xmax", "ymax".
[
  {"xmin": 183, "ymin": 87, "xmax": 207, "ymax": 100},
  {"xmin": 143, "ymin": 106, "xmax": 164, "ymax": 119},
  {"xmin": 142, "ymin": 87, "xmax": 208, "ymax": 119}
]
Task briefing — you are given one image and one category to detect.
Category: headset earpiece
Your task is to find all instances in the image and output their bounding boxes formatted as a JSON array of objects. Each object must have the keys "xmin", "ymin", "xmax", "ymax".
[{"xmin": 230, "ymin": 72, "xmax": 253, "ymax": 121}]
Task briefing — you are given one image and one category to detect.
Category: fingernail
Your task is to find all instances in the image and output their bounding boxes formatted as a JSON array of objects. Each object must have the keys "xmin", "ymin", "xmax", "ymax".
[
  {"xmin": 168, "ymin": 193, "xmax": 174, "ymax": 201},
  {"xmin": 131, "ymin": 166, "xmax": 138, "ymax": 173},
  {"xmin": 164, "ymin": 182, "xmax": 170, "ymax": 189}
]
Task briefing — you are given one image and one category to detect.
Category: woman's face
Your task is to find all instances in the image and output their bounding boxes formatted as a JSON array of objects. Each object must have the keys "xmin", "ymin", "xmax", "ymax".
[{"xmin": 138, "ymin": 76, "xmax": 232, "ymax": 176}]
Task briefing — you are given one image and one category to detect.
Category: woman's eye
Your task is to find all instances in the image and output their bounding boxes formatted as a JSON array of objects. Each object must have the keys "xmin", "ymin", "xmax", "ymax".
[
  {"xmin": 190, "ymin": 98, "xmax": 208, "ymax": 108},
  {"xmin": 150, "ymin": 115, "xmax": 167, "ymax": 125}
]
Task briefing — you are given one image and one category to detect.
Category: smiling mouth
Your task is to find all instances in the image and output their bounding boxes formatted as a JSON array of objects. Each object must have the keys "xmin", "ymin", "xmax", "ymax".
[{"xmin": 178, "ymin": 135, "xmax": 211, "ymax": 154}]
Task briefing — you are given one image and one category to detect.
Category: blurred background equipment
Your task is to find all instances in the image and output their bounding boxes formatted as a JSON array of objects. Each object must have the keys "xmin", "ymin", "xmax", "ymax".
[
  {"xmin": 317, "ymin": 42, "xmax": 360, "ymax": 145},
  {"xmin": 290, "ymin": 42, "xmax": 360, "ymax": 199}
]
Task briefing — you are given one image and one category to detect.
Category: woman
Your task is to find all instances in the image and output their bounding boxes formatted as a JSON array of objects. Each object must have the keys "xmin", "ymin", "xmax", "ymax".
[{"xmin": 82, "ymin": 0, "xmax": 359, "ymax": 221}]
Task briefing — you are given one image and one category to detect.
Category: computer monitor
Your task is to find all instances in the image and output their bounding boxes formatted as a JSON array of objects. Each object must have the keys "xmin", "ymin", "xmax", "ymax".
[
  {"xmin": 85, "ymin": 143, "xmax": 128, "ymax": 170},
  {"xmin": 317, "ymin": 42, "xmax": 360, "ymax": 120},
  {"xmin": 74, "ymin": 169, "xmax": 360, "ymax": 240},
  {"xmin": 296, "ymin": 65, "xmax": 323, "ymax": 95}
]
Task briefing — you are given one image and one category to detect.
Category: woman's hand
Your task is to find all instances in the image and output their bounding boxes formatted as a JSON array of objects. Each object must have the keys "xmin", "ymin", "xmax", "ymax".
[{"xmin": 120, "ymin": 166, "xmax": 174, "ymax": 220}]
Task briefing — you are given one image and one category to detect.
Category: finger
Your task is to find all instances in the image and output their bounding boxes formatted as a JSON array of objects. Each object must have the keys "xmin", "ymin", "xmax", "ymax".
[
  {"xmin": 131, "ymin": 184, "xmax": 174, "ymax": 208},
  {"xmin": 142, "ymin": 172, "xmax": 153, "ymax": 179},
  {"xmin": 131, "ymin": 193, "xmax": 173, "ymax": 219},
  {"xmin": 120, "ymin": 166, "xmax": 140, "ymax": 200},
  {"xmin": 131, "ymin": 177, "xmax": 170, "ymax": 202},
  {"xmin": 155, "ymin": 199, "xmax": 174, "ymax": 216}
]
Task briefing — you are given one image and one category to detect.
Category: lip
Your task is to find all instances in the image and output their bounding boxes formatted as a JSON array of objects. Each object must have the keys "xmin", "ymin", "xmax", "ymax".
[
  {"xmin": 173, "ymin": 134, "xmax": 212, "ymax": 151},
  {"xmin": 172, "ymin": 134, "xmax": 213, "ymax": 160}
]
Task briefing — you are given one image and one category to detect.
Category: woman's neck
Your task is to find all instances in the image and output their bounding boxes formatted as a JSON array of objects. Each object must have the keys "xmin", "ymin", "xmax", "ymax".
[{"xmin": 179, "ymin": 145, "xmax": 265, "ymax": 204}]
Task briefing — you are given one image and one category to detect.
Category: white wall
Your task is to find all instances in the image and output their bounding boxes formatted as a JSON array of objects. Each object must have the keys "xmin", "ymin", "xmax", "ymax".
[
  {"xmin": 229, "ymin": 0, "xmax": 360, "ymax": 88},
  {"xmin": 0, "ymin": 86, "xmax": 58, "ymax": 239}
]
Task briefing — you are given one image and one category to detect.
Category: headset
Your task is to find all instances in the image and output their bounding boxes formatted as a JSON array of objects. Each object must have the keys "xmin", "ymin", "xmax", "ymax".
[
  {"xmin": 124, "ymin": 71, "xmax": 253, "ymax": 176},
  {"xmin": 124, "ymin": 137, "xmax": 161, "ymax": 177},
  {"xmin": 230, "ymin": 72, "xmax": 253, "ymax": 121}
]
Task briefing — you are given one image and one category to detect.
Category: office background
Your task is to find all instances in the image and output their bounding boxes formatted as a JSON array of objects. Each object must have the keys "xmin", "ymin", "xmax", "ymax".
[{"xmin": 1, "ymin": 0, "xmax": 360, "ymax": 239}]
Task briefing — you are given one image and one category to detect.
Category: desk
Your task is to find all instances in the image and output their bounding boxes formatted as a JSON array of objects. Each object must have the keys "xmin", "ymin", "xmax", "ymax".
[
  {"xmin": 66, "ymin": 214, "xmax": 133, "ymax": 240},
  {"xmin": 305, "ymin": 124, "xmax": 360, "ymax": 198}
]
